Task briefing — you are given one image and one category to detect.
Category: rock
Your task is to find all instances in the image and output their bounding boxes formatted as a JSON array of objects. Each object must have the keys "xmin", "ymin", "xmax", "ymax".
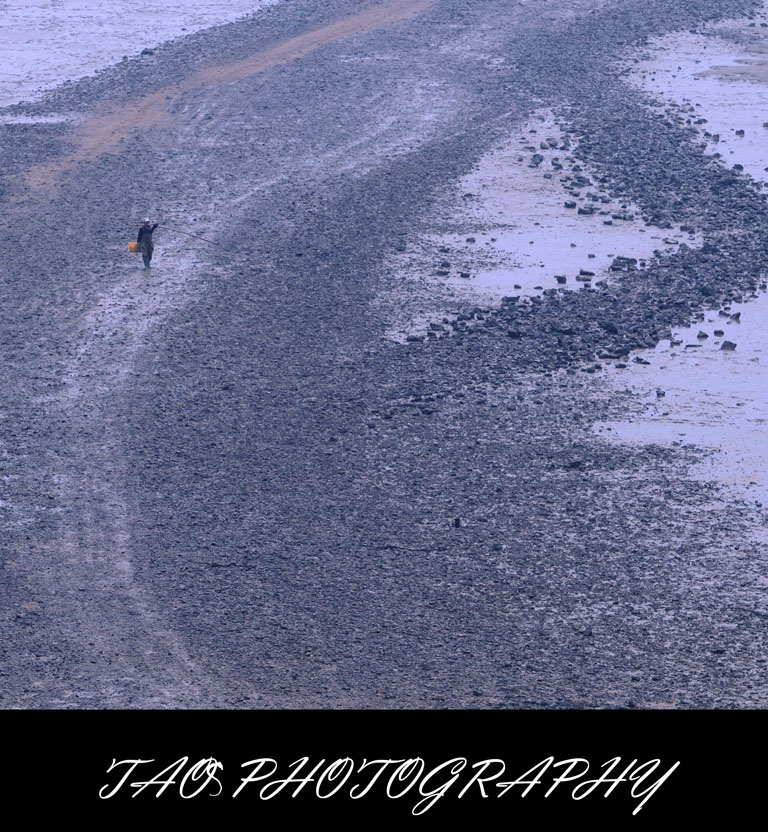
[
  {"xmin": 720, "ymin": 341, "xmax": 737, "ymax": 350},
  {"xmin": 610, "ymin": 256, "xmax": 637, "ymax": 271},
  {"xmin": 564, "ymin": 201, "xmax": 577, "ymax": 209},
  {"xmin": 141, "ymin": 48, "xmax": 155, "ymax": 56},
  {"xmin": 555, "ymin": 275, "xmax": 567, "ymax": 284},
  {"xmin": 453, "ymin": 518, "xmax": 462, "ymax": 528},
  {"xmin": 697, "ymin": 331, "xmax": 708, "ymax": 339},
  {"xmin": 714, "ymin": 330, "xmax": 724, "ymax": 336},
  {"xmin": 730, "ymin": 312, "xmax": 741, "ymax": 321},
  {"xmin": 507, "ymin": 329, "xmax": 522, "ymax": 339},
  {"xmin": 598, "ymin": 320, "xmax": 619, "ymax": 334}
]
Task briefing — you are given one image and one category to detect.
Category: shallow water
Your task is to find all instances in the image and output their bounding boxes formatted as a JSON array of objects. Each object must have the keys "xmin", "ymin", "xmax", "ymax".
[
  {"xmin": 630, "ymin": 25, "xmax": 768, "ymax": 185},
  {"xmin": 384, "ymin": 107, "xmax": 700, "ymax": 342},
  {"xmin": 597, "ymin": 292, "xmax": 768, "ymax": 503},
  {"xmin": 0, "ymin": 113, "xmax": 72, "ymax": 124},
  {"xmin": 429, "ymin": 112, "xmax": 696, "ymax": 302},
  {"xmin": 0, "ymin": 0, "xmax": 278, "ymax": 108},
  {"xmin": 597, "ymin": 5, "xmax": 768, "ymax": 514}
]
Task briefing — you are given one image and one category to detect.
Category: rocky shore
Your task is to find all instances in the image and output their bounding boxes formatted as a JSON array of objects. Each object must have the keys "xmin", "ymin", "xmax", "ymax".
[{"xmin": 2, "ymin": 0, "xmax": 767, "ymax": 708}]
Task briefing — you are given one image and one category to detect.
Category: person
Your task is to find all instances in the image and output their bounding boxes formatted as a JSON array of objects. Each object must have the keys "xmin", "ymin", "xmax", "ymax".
[{"xmin": 137, "ymin": 218, "xmax": 159, "ymax": 268}]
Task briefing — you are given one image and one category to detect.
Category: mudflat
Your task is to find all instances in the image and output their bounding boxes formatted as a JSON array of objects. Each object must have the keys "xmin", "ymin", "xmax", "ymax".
[{"xmin": 2, "ymin": 0, "xmax": 768, "ymax": 709}]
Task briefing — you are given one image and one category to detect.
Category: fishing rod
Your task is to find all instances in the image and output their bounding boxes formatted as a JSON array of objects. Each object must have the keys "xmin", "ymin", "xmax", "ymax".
[
  {"xmin": 135, "ymin": 221, "xmax": 216, "ymax": 244},
  {"xmin": 158, "ymin": 224, "xmax": 216, "ymax": 245}
]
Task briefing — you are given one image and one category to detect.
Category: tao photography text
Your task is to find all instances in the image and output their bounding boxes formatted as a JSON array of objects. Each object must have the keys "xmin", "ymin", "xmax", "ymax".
[{"xmin": 99, "ymin": 754, "xmax": 680, "ymax": 815}]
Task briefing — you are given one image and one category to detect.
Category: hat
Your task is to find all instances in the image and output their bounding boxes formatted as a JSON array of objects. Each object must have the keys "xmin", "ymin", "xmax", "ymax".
[{"xmin": 143, "ymin": 217, "xmax": 151, "ymax": 223}]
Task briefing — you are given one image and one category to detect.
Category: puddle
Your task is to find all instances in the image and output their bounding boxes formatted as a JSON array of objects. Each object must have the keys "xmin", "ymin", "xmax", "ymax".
[
  {"xmin": 599, "ymin": 7, "xmax": 768, "ymax": 521},
  {"xmin": 0, "ymin": 114, "xmax": 74, "ymax": 125},
  {"xmin": 382, "ymin": 110, "xmax": 697, "ymax": 340},
  {"xmin": 596, "ymin": 291, "xmax": 768, "ymax": 506},
  {"xmin": 628, "ymin": 6, "xmax": 768, "ymax": 184},
  {"xmin": 0, "ymin": 0, "xmax": 280, "ymax": 108},
  {"xmin": 428, "ymin": 113, "xmax": 698, "ymax": 301}
]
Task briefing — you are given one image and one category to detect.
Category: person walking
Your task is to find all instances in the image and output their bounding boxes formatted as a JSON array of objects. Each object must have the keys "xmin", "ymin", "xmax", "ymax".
[{"xmin": 137, "ymin": 218, "xmax": 159, "ymax": 268}]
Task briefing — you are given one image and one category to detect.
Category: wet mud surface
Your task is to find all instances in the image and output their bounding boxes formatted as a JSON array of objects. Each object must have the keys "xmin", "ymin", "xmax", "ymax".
[{"xmin": 2, "ymin": 0, "xmax": 768, "ymax": 708}]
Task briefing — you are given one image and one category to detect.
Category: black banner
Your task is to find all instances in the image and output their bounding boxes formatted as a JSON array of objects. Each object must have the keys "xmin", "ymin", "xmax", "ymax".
[{"xmin": 3, "ymin": 710, "xmax": 761, "ymax": 823}]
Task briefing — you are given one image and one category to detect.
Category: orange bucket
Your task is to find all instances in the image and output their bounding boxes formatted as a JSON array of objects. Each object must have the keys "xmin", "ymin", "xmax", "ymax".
[{"xmin": 128, "ymin": 241, "xmax": 140, "ymax": 253}]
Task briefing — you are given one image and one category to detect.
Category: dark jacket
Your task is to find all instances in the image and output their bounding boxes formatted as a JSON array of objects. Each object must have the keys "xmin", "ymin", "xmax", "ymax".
[{"xmin": 137, "ymin": 223, "xmax": 158, "ymax": 243}]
